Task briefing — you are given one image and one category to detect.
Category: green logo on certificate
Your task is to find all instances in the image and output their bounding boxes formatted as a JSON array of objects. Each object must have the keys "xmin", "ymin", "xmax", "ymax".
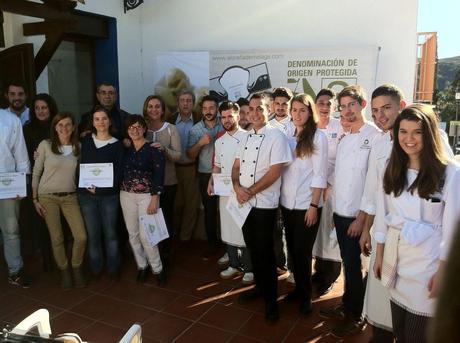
[
  {"xmin": 0, "ymin": 178, "xmax": 13, "ymax": 186},
  {"xmin": 148, "ymin": 224, "xmax": 156, "ymax": 234},
  {"xmin": 90, "ymin": 168, "xmax": 102, "ymax": 176}
]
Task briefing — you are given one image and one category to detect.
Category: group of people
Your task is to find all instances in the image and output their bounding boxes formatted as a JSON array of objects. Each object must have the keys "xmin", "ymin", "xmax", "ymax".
[{"xmin": 1, "ymin": 79, "xmax": 459, "ymax": 342}]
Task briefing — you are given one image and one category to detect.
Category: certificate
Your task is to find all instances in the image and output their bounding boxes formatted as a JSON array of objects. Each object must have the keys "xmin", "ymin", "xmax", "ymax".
[
  {"xmin": 79, "ymin": 163, "xmax": 113, "ymax": 188},
  {"xmin": 140, "ymin": 208, "xmax": 170, "ymax": 247},
  {"xmin": 226, "ymin": 193, "xmax": 252, "ymax": 229},
  {"xmin": 212, "ymin": 173, "xmax": 233, "ymax": 196},
  {"xmin": 0, "ymin": 172, "xmax": 27, "ymax": 199}
]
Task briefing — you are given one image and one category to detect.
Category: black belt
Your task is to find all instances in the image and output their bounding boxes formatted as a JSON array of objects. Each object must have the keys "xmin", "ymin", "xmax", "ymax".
[
  {"xmin": 48, "ymin": 192, "xmax": 76, "ymax": 197},
  {"xmin": 175, "ymin": 162, "xmax": 195, "ymax": 167}
]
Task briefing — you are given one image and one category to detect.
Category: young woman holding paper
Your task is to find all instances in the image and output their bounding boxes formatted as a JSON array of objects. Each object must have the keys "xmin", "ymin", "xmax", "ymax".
[
  {"xmin": 120, "ymin": 115, "xmax": 166, "ymax": 285},
  {"xmin": 77, "ymin": 106, "xmax": 124, "ymax": 279},
  {"xmin": 373, "ymin": 104, "xmax": 460, "ymax": 342},
  {"xmin": 32, "ymin": 112, "xmax": 87, "ymax": 289}
]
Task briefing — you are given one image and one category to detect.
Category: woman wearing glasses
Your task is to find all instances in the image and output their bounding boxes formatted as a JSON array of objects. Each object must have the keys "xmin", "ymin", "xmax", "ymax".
[
  {"xmin": 120, "ymin": 115, "xmax": 166, "ymax": 285},
  {"xmin": 373, "ymin": 104, "xmax": 460, "ymax": 342}
]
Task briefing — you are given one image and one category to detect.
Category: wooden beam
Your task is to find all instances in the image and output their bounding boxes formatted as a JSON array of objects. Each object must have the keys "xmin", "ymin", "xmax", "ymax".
[
  {"xmin": 34, "ymin": 31, "xmax": 64, "ymax": 80},
  {"xmin": 0, "ymin": 11, "xmax": 4, "ymax": 48},
  {"xmin": 23, "ymin": 20, "xmax": 72, "ymax": 36},
  {"xmin": 1, "ymin": 0, "xmax": 107, "ymax": 38}
]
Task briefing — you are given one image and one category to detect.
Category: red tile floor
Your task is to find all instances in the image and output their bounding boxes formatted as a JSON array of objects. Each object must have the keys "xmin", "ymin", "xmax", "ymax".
[{"xmin": 0, "ymin": 240, "xmax": 371, "ymax": 342}]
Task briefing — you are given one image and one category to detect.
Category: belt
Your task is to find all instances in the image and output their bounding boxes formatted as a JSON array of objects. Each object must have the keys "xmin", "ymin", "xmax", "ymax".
[
  {"xmin": 175, "ymin": 162, "xmax": 195, "ymax": 167},
  {"xmin": 48, "ymin": 192, "xmax": 76, "ymax": 197}
]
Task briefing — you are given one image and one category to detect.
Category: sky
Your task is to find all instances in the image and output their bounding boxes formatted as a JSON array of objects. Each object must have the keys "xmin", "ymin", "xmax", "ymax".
[{"xmin": 418, "ymin": 0, "xmax": 460, "ymax": 59}]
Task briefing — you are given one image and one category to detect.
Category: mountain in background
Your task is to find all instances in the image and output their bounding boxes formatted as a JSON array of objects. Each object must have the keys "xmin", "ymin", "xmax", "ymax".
[{"xmin": 437, "ymin": 55, "xmax": 460, "ymax": 91}]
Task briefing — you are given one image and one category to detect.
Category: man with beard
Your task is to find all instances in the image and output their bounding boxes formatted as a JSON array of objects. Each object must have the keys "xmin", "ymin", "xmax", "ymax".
[
  {"xmin": 236, "ymin": 97, "xmax": 252, "ymax": 130},
  {"xmin": 187, "ymin": 95, "xmax": 222, "ymax": 258},
  {"xmin": 232, "ymin": 93, "xmax": 292, "ymax": 322},
  {"xmin": 268, "ymin": 87, "xmax": 295, "ymax": 136},
  {"xmin": 208, "ymin": 101, "xmax": 253, "ymax": 284},
  {"xmin": 319, "ymin": 85, "xmax": 381, "ymax": 338},
  {"xmin": 79, "ymin": 82, "xmax": 130, "ymax": 140},
  {"xmin": 4, "ymin": 81, "xmax": 29, "ymax": 125}
]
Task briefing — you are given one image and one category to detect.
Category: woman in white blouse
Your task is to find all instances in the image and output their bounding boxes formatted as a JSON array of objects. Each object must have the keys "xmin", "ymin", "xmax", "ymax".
[
  {"xmin": 373, "ymin": 104, "xmax": 460, "ymax": 342},
  {"xmin": 280, "ymin": 93, "xmax": 328, "ymax": 314}
]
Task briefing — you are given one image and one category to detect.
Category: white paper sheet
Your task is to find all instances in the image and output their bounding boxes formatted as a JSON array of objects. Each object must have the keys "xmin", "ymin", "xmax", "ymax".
[
  {"xmin": 0, "ymin": 172, "xmax": 27, "ymax": 199},
  {"xmin": 212, "ymin": 173, "xmax": 232, "ymax": 196},
  {"xmin": 139, "ymin": 208, "xmax": 170, "ymax": 247},
  {"xmin": 225, "ymin": 194, "xmax": 252, "ymax": 229},
  {"xmin": 79, "ymin": 163, "xmax": 114, "ymax": 188}
]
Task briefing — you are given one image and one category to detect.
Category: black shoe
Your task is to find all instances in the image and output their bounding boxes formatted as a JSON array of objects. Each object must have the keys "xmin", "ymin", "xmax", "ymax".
[
  {"xmin": 137, "ymin": 267, "xmax": 149, "ymax": 283},
  {"xmin": 330, "ymin": 317, "xmax": 366, "ymax": 338},
  {"xmin": 156, "ymin": 269, "xmax": 167, "ymax": 286},
  {"xmin": 316, "ymin": 284, "xmax": 333, "ymax": 297},
  {"xmin": 60, "ymin": 268, "xmax": 73, "ymax": 289},
  {"xmin": 299, "ymin": 299, "xmax": 313, "ymax": 315},
  {"xmin": 8, "ymin": 269, "xmax": 32, "ymax": 289},
  {"xmin": 283, "ymin": 290, "xmax": 300, "ymax": 303},
  {"xmin": 73, "ymin": 267, "xmax": 87, "ymax": 288},
  {"xmin": 265, "ymin": 302, "xmax": 279, "ymax": 323},
  {"xmin": 238, "ymin": 287, "xmax": 260, "ymax": 303},
  {"xmin": 319, "ymin": 304, "xmax": 346, "ymax": 320}
]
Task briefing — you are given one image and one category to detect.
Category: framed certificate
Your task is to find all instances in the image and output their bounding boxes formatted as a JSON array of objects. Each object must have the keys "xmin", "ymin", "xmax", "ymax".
[
  {"xmin": 212, "ymin": 173, "xmax": 232, "ymax": 196},
  {"xmin": 79, "ymin": 163, "xmax": 114, "ymax": 188},
  {"xmin": 0, "ymin": 172, "xmax": 27, "ymax": 199}
]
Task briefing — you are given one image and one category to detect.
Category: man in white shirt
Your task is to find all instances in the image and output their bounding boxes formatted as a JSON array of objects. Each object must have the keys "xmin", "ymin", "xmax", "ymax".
[
  {"xmin": 319, "ymin": 85, "xmax": 381, "ymax": 338},
  {"xmin": 0, "ymin": 109, "xmax": 31, "ymax": 287},
  {"xmin": 232, "ymin": 93, "xmax": 292, "ymax": 322},
  {"xmin": 208, "ymin": 101, "xmax": 253, "ymax": 284},
  {"xmin": 312, "ymin": 88, "xmax": 343, "ymax": 296},
  {"xmin": 3, "ymin": 81, "xmax": 29, "ymax": 125}
]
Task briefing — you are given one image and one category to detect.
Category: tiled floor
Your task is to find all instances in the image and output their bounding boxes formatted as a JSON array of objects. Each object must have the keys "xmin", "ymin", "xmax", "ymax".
[{"xmin": 0, "ymin": 240, "xmax": 371, "ymax": 342}]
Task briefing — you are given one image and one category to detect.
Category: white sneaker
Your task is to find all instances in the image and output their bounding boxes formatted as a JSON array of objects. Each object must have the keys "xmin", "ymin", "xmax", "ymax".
[
  {"xmin": 242, "ymin": 272, "xmax": 254, "ymax": 285},
  {"xmin": 286, "ymin": 272, "xmax": 296, "ymax": 285},
  {"xmin": 220, "ymin": 266, "xmax": 240, "ymax": 279},
  {"xmin": 217, "ymin": 252, "xmax": 229, "ymax": 266}
]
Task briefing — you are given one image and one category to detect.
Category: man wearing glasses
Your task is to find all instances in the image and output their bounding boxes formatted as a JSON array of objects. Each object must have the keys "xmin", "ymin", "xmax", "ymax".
[
  {"xmin": 79, "ymin": 82, "xmax": 130, "ymax": 140},
  {"xmin": 319, "ymin": 85, "xmax": 380, "ymax": 338}
]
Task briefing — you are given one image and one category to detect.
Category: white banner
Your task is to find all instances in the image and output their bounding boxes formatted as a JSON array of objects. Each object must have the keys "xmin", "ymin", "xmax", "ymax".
[{"xmin": 152, "ymin": 46, "xmax": 379, "ymax": 113}]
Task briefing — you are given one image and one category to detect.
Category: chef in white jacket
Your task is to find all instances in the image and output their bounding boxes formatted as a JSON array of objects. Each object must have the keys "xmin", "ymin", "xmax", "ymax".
[{"xmin": 231, "ymin": 93, "xmax": 292, "ymax": 322}]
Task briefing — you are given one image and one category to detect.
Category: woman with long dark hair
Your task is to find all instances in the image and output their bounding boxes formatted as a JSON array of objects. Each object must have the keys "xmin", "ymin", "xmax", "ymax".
[
  {"xmin": 279, "ymin": 93, "xmax": 328, "ymax": 314},
  {"xmin": 22, "ymin": 94, "xmax": 58, "ymax": 271},
  {"xmin": 78, "ymin": 106, "xmax": 124, "ymax": 279},
  {"xmin": 373, "ymin": 104, "xmax": 460, "ymax": 342},
  {"xmin": 32, "ymin": 112, "xmax": 87, "ymax": 289}
]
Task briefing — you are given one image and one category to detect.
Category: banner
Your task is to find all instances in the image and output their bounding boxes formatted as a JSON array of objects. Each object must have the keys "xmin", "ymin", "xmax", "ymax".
[{"xmin": 152, "ymin": 47, "xmax": 379, "ymax": 112}]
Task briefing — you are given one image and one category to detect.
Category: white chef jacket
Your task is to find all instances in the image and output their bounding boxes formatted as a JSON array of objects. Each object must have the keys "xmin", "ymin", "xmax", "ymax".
[
  {"xmin": 373, "ymin": 162, "xmax": 460, "ymax": 315},
  {"xmin": 236, "ymin": 123, "xmax": 292, "ymax": 209},
  {"xmin": 0, "ymin": 109, "xmax": 30, "ymax": 173},
  {"xmin": 318, "ymin": 118, "xmax": 344, "ymax": 185},
  {"xmin": 332, "ymin": 122, "xmax": 380, "ymax": 217},
  {"xmin": 280, "ymin": 130, "xmax": 328, "ymax": 210},
  {"xmin": 268, "ymin": 117, "xmax": 295, "ymax": 137},
  {"xmin": 360, "ymin": 132, "xmax": 391, "ymax": 215},
  {"xmin": 214, "ymin": 128, "xmax": 247, "ymax": 172}
]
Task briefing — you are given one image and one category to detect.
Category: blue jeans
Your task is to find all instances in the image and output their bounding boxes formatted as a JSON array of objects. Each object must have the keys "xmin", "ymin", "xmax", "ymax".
[
  {"xmin": 0, "ymin": 199, "xmax": 23, "ymax": 275},
  {"xmin": 333, "ymin": 213, "xmax": 365, "ymax": 320},
  {"xmin": 78, "ymin": 193, "xmax": 120, "ymax": 274}
]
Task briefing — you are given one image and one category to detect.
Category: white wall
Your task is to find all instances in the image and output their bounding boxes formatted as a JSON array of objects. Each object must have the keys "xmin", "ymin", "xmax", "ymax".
[{"xmin": 3, "ymin": 0, "xmax": 418, "ymax": 112}]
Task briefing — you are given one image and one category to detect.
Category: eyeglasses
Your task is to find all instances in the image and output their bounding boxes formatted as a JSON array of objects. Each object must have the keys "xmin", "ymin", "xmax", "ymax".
[
  {"xmin": 128, "ymin": 125, "xmax": 144, "ymax": 131},
  {"xmin": 338, "ymin": 101, "xmax": 358, "ymax": 112}
]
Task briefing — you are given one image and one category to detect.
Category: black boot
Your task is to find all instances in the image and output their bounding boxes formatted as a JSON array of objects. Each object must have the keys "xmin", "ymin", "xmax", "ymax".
[
  {"xmin": 156, "ymin": 269, "xmax": 167, "ymax": 286},
  {"xmin": 61, "ymin": 268, "xmax": 73, "ymax": 289},
  {"xmin": 73, "ymin": 267, "xmax": 86, "ymax": 288}
]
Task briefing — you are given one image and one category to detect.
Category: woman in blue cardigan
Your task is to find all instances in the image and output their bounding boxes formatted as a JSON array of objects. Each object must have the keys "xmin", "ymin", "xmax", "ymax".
[{"xmin": 78, "ymin": 106, "xmax": 124, "ymax": 279}]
